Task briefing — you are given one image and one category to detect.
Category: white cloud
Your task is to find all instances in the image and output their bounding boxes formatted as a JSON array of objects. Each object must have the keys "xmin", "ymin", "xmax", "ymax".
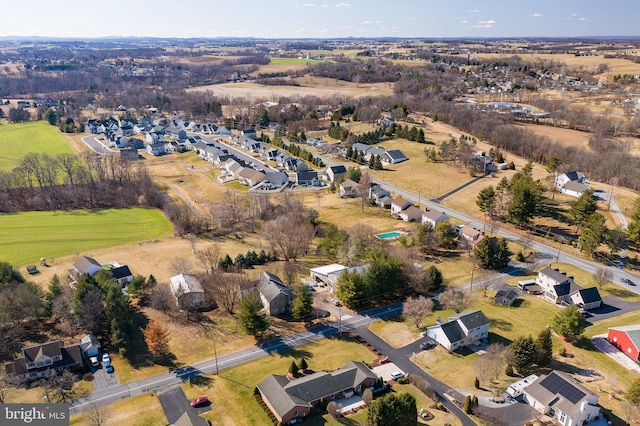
[
  {"xmin": 303, "ymin": 3, "xmax": 316, "ymax": 6},
  {"xmin": 530, "ymin": 13, "xmax": 542, "ymax": 18},
  {"xmin": 474, "ymin": 20, "xmax": 495, "ymax": 28},
  {"xmin": 578, "ymin": 17, "xmax": 589, "ymax": 21},
  {"xmin": 361, "ymin": 20, "xmax": 381, "ymax": 25},
  {"xmin": 467, "ymin": 9, "xmax": 479, "ymax": 13},
  {"xmin": 321, "ymin": 3, "xmax": 329, "ymax": 7},
  {"xmin": 336, "ymin": 2, "xmax": 350, "ymax": 8},
  {"xmin": 461, "ymin": 20, "xmax": 468, "ymax": 24}
]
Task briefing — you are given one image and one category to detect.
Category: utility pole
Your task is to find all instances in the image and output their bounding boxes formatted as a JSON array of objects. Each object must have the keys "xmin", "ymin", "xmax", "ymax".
[
  {"xmin": 214, "ymin": 340, "xmax": 219, "ymax": 375},
  {"xmin": 338, "ymin": 306, "xmax": 342, "ymax": 335},
  {"xmin": 418, "ymin": 187, "xmax": 422, "ymax": 209}
]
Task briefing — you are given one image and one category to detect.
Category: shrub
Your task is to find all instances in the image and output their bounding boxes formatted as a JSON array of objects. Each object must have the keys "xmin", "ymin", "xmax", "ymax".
[
  {"xmin": 474, "ymin": 377, "xmax": 480, "ymax": 389},
  {"xmin": 559, "ymin": 347, "xmax": 568, "ymax": 357},
  {"xmin": 397, "ymin": 376, "xmax": 410, "ymax": 384},
  {"xmin": 82, "ymin": 373, "xmax": 94, "ymax": 382},
  {"xmin": 505, "ymin": 364, "xmax": 515, "ymax": 376},
  {"xmin": 463, "ymin": 395, "xmax": 471, "ymax": 414},
  {"xmin": 472, "ymin": 395, "xmax": 478, "ymax": 409},
  {"xmin": 516, "ymin": 251, "xmax": 525, "ymax": 262}
]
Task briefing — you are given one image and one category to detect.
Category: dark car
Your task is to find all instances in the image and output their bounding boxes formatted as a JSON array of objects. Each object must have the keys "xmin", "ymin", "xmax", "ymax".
[
  {"xmin": 105, "ymin": 361, "xmax": 114, "ymax": 374},
  {"xmin": 420, "ymin": 340, "xmax": 436, "ymax": 350},
  {"xmin": 622, "ymin": 278, "xmax": 635, "ymax": 286},
  {"xmin": 191, "ymin": 396, "xmax": 209, "ymax": 407}
]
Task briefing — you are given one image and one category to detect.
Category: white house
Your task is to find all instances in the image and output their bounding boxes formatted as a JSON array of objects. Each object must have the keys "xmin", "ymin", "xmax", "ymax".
[
  {"xmin": 560, "ymin": 181, "xmax": 590, "ymax": 198},
  {"xmin": 555, "ymin": 171, "xmax": 586, "ymax": 189},
  {"xmin": 169, "ymin": 274, "xmax": 206, "ymax": 310},
  {"xmin": 426, "ymin": 310, "xmax": 490, "ymax": 352},
  {"xmin": 390, "ymin": 196, "xmax": 412, "ymax": 217},
  {"xmin": 535, "ymin": 267, "xmax": 602, "ymax": 310},
  {"xmin": 523, "ymin": 371, "xmax": 600, "ymax": 426},
  {"xmin": 422, "ymin": 209, "xmax": 449, "ymax": 228},
  {"xmin": 339, "ymin": 179, "xmax": 358, "ymax": 198},
  {"xmin": 399, "ymin": 205, "xmax": 422, "ymax": 222}
]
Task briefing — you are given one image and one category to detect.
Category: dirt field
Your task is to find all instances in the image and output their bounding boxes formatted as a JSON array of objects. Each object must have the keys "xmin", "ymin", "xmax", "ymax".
[
  {"xmin": 188, "ymin": 76, "xmax": 394, "ymax": 100},
  {"xmin": 516, "ymin": 123, "xmax": 592, "ymax": 151}
]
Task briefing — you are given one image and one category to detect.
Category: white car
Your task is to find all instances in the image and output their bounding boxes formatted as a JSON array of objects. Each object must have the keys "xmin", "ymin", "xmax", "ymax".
[
  {"xmin": 390, "ymin": 371, "xmax": 406, "ymax": 380},
  {"xmin": 102, "ymin": 353, "xmax": 110, "ymax": 363}
]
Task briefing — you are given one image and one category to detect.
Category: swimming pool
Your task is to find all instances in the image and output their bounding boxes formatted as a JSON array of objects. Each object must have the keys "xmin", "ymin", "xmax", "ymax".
[{"xmin": 376, "ymin": 231, "xmax": 403, "ymax": 240}]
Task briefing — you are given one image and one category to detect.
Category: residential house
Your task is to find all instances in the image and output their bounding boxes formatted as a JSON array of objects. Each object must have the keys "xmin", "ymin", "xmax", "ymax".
[
  {"xmin": 169, "ymin": 274, "xmax": 207, "ymax": 310},
  {"xmin": 121, "ymin": 124, "xmax": 134, "ymax": 137},
  {"xmin": 523, "ymin": 371, "xmax": 600, "ymax": 426},
  {"xmin": 259, "ymin": 271, "xmax": 293, "ymax": 316},
  {"xmin": 73, "ymin": 256, "xmax": 103, "ymax": 277},
  {"xmin": 238, "ymin": 168, "xmax": 265, "ymax": 186},
  {"xmin": 607, "ymin": 325, "xmax": 640, "ymax": 362},
  {"xmin": 108, "ymin": 264, "xmax": 134, "ymax": 286},
  {"xmin": 241, "ymin": 129, "xmax": 257, "ymax": 140},
  {"xmin": 263, "ymin": 172, "xmax": 290, "ymax": 189},
  {"xmin": 285, "ymin": 158, "xmax": 310, "ymax": 172},
  {"xmin": 560, "ymin": 181, "xmax": 590, "ymax": 198},
  {"xmin": 426, "ymin": 310, "xmax": 490, "ymax": 352},
  {"xmin": 390, "ymin": 197, "xmax": 412, "ymax": 217},
  {"xmin": 422, "ymin": 209, "xmax": 449, "ymax": 228},
  {"xmin": 120, "ymin": 147, "xmax": 139, "ymax": 161},
  {"xmin": 380, "ymin": 149, "xmax": 408, "ymax": 164},
  {"xmin": 555, "ymin": 171, "xmax": 587, "ymax": 190},
  {"xmin": 494, "ymin": 289, "xmax": 518, "ymax": 307},
  {"xmin": 458, "ymin": 226, "xmax": 484, "ymax": 249},
  {"xmin": 257, "ymin": 361, "xmax": 378, "ymax": 425},
  {"xmin": 535, "ymin": 268, "xmax": 602, "ymax": 310},
  {"xmin": 79, "ymin": 334, "xmax": 100, "ymax": 358},
  {"xmin": 147, "ymin": 142, "xmax": 166, "ymax": 156},
  {"xmin": 399, "ymin": 205, "xmax": 422, "ymax": 222},
  {"xmin": 296, "ymin": 171, "xmax": 319, "ymax": 186},
  {"xmin": 339, "ymin": 179, "xmax": 359, "ymax": 198},
  {"xmin": 369, "ymin": 185, "xmax": 391, "ymax": 208},
  {"xmin": 309, "ymin": 264, "xmax": 369, "ymax": 293},
  {"xmin": 5, "ymin": 341, "xmax": 83, "ymax": 384}
]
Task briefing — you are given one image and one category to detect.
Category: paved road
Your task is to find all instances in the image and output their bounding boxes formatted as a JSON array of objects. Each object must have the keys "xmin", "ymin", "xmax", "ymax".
[{"xmin": 81, "ymin": 135, "xmax": 118, "ymax": 155}]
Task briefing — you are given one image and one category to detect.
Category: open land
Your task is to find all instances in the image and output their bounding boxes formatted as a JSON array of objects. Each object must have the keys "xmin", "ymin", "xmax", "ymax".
[{"xmin": 0, "ymin": 121, "xmax": 76, "ymax": 171}]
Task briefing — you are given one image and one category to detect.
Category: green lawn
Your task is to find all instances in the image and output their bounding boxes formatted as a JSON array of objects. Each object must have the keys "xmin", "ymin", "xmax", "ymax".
[
  {"xmin": 0, "ymin": 121, "xmax": 75, "ymax": 171},
  {"xmin": 269, "ymin": 57, "xmax": 315, "ymax": 66},
  {"xmin": 0, "ymin": 208, "xmax": 173, "ymax": 266}
]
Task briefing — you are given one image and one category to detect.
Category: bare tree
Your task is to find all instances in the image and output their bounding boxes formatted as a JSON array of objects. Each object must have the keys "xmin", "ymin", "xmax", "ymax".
[
  {"xmin": 201, "ymin": 269, "xmax": 252, "ymax": 315},
  {"xmin": 362, "ymin": 388, "xmax": 373, "ymax": 406},
  {"xmin": 402, "ymin": 296, "xmax": 434, "ymax": 328},
  {"xmin": 169, "ymin": 257, "xmax": 192, "ymax": 276},
  {"xmin": 78, "ymin": 289, "xmax": 105, "ymax": 335},
  {"xmin": 593, "ymin": 267, "xmax": 613, "ymax": 289},
  {"xmin": 476, "ymin": 272, "xmax": 497, "ymax": 297},
  {"xmin": 195, "ymin": 245, "xmax": 221, "ymax": 274},
  {"xmin": 619, "ymin": 400, "xmax": 637, "ymax": 426},
  {"xmin": 85, "ymin": 403, "xmax": 110, "ymax": 426},
  {"xmin": 473, "ymin": 354, "xmax": 491, "ymax": 385},
  {"xmin": 486, "ymin": 343, "xmax": 507, "ymax": 381},
  {"xmin": 44, "ymin": 370, "xmax": 77, "ymax": 402},
  {"xmin": 0, "ymin": 373, "xmax": 10, "ymax": 403},
  {"xmin": 357, "ymin": 171, "xmax": 372, "ymax": 213},
  {"xmin": 326, "ymin": 401, "xmax": 342, "ymax": 419},
  {"xmin": 439, "ymin": 287, "xmax": 473, "ymax": 313},
  {"xmin": 149, "ymin": 284, "xmax": 176, "ymax": 314},
  {"xmin": 264, "ymin": 214, "xmax": 315, "ymax": 261}
]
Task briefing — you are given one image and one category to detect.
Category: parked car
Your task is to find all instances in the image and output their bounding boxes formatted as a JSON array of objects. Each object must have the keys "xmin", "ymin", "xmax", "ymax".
[
  {"xmin": 420, "ymin": 340, "xmax": 436, "ymax": 350},
  {"xmin": 390, "ymin": 371, "xmax": 406, "ymax": 380},
  {"xmin": 101, "ymin": 353, "xmax": 110, "ymax": 363},
  {"xmin": 191, "ymin": 396, "xmax": 209, "ymax": 407},
  {"xmin": 105, "ymin": 361, "xmax": 114, "ymax": 374},
  {"xmin": 330, "ymin": 299, "xmax": 342, "ymax": 307},
  {"xmin": 622, "ymin": 278, "xmax": 635, "ymax": 286},
  {"xmin": 89, "ymin": 357, "xmax": 99, "ymax": 367}
]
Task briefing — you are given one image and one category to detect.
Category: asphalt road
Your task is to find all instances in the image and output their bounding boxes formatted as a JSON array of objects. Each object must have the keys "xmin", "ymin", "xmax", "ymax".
[{"xmin": 81, "ymin": 135, "xmax": 117, "ymax": 154}]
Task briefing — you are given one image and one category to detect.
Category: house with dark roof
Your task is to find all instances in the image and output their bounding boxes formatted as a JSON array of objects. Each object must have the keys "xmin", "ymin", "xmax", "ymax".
[
  {"xmin": 555, "ymin": 171, "xmax": 587, "ymax": 190},
  {"xmin": 257, "ymin": 361, "xmax": 378, "ymax": 425},
  {"xmin": 108, "ymin": 265, "xmax": 134, "ymax": 286},
  {"xmin": 5, "ymin": 341, "xmax": 83, "ymax": 384},
  {"xmin": 494, "ymin": 288, "xmax": 519, "ymax": 306},
  {"xmin": 535, "ymin": 268, "xmax": 602, "ymax": 310},
  {"xmin": 523, "ymin": 371, "xmax": 600, "ymax": 426},
  {"xmin": 608, "ymin": 325, "xmax": 640, "ymax": 362},
  {"xmin": 295, "ymin": 171, "xmax": 319, "ymax": 186},
  {"xmin": 263, "ymin": 171, "xmax": 290, "ymax": 189},
  {"xmin": 422, "ymin": 209, "xmax": 449, "ymax": 228},
  {"xmin": 259, "ymin": 271, "xmax": 292, "ymax": 316},
  {"xmin": 326, "ymin": 165, "xmax": 347, "ymax": 183},
  {"xmin": 241, "ymin": 129, "xmax": 257, "ymax": 140},
  {"xmin": 426, "ymin": 310, "xmax": 490, "ymax": 352},
  {"xmin": 380, "ymin": 149, "xmax": 408, "ymax": 164}
]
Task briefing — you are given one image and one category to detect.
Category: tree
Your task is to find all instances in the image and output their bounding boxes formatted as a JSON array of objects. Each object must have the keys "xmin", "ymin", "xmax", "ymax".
[
  {"xmin": 195, "ymin": 245, "xmax": 220, "ymax": 274},
  {"xmin": 627, "ymin": 196, "xmax": 640, "ymax": 250},
  {"xmin": 546, "ymin": 155, "xmax": 563, "ymax": 199},
  {"xmin": 485, "ymin": 343, "xmax": 507, "ymax": 380},
  {"xmin": 463, "ymin": 395, "xmax": 472, "ymax": 414},
  {"xmin": 536, "ymin": 327, "xmax": 553, "ymax": 366},
  {"xmin": 435, "ymin": 221, "xmax": 457, "ymax": 249},
  {"xmin": 335, "ymin": 269, "xmax": 368, "ymax": 309},
  {"xmin": 510, "ymin": 335, "xmax": 538, "ymax": 376},
  {"xmin": 85, "ymin": 403, "xmax": 110, "ymax": 426},
  {"xmin": 345, "ymin": 166, "xmax": 362, "ymax": 182},
  {"xmin": 506, "ymin": 162, "xmax": 544, "ymax": 225},
  {"xmin": 169, "ymin": 257, "xmax": 192, "ymax": 276},
  {"xmin": 473, "ymin": 237, "xmax": 512, "ymax": 269},
  {"xmin": 362, "ymin": 388, "xmax": 373, "ymax": 406},
  {"xmin": 149, "ymin": 284, "xmax": 175, "ymax": 314},
  {"xmin": 627, "ymin": 377, "xmax": 640, "ymax": 406},
  {"xmin": 288, "ymin": 360, "xmax": 299, "ymax": 375},
  {"xmin": 607, "ymin": 226, "xmax": 627, "ymax": 255},
  {"xmin": 357, "ymin": 171, "xmax": 372, "ymax": 212},
  {"xmin": 439, "ymin": 287, "xmax": 472, "ymax": 313},
  {"xmin": 0, "ymin": 373, "xmax": 10, "ymax": 403},
  {"xmin": 426, "ymin": 265, "xmax": 443, "ymax": 289},
  {"xmin": 414, "ymin": 223, "xmax": 439, "ymax": 254},
  {"xmin": 593, "ymin": 267, "xmax": 613, "ymax": 289},
  {"xmin": 473, "ymin": 357, "xmax": 491, "ymax": 386},
  {"xmin": 326, "ymin": 401, "xmax": 341, "ymax": 419},
  {"xmin": 264, "ymin": 213, "xmax": 315, "ymax": 261},
  {"xmin": 77, "ymin": 288, "xmax": 105, "ymax": 335},
  {"xmin": 568, "ymin": 188, "xmax": 598, "ymax": 232},
  {"xmin": 551, "ymin": 305, "xmax": 586, "ymax": 341},
  {"xmin": 143, "ymin": 321, "xmax": 171, "ymax": 359},
  {"xmin": 579, "ymin": 213, "xmax": 608, "ymax": 257},
  {"xmin": 476, "ymin": 185, "xmax": 496, "ymax": 216},
  {"xmin": 291, "ymin": 284, "xmax": 313, "ymax": 320},
  {"xmin": 367, "ymin": 393, "xmax": 417, "ymax": 426},
  {"xmin": 402, "ymin": 296, "xmax": 434, "ymax": 328},
  {"xmin": 299, "ymin": 358, "xmax": 308, "ymax": 371},
  {"xmin": 238, "ymin": 295, "xmax": 269, "ymax": 336}
]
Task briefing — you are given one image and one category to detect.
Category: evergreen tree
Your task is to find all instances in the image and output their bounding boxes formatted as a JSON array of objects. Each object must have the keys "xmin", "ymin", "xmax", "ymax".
[
  {"xmin": 476, "ymin": 185, "xmax": 496, "ymax": 215},
  {"xmin": 426, "ymin": 265, "xmax": 443, "ymax": 289},
  {"xmin": 579, "ymin": 213, "xmax": 608, "ymax": 257},
  {"xmin": 473, "ymin": 237, "xmax": 513, "ymax": 269},
  {"xmin": 45, "ymin": 274, "xmax": 63, "ymax": 314},
  {"xmin": 288, "ymin": 360, "xmax": 299, "ymax": 375},
  {"xmin": 373, "ymin": 155, "xmax": 383, "ymax": 170},
  {"xmin": 551, "ymin": 305, "xmax": 586, "ymax": 340},
  {"xmin": 536, "ymin": 327, "xmax": 553, "ymax": 366},
  {"xmin": 368, "ymin": 154, "xmax": 375, "ymax": 168},
  {"xmin": 627, "ymin": 196, "xmax": 640, "ymax": 250},
  {"xmin": 367, "ymin": 393, "xmax": 417, "ymax": 426},
  {"xmin": 463, "ymin": 395, "xmax": 472, "ymax": 413},
  {"xmin": 238, "ymin": 295, "xmax": 269, "ymax": 336},
  {"xmin": 568, "ymin": 188, "xmax": 598, "ymax": 231},
  {"xmin": 510, "ymin": 335, "xmax": 538, "ymax": 376},
  {"xmin": 299, "ymin": 358, "xmax": 308, "ymax": 371},
  {"xmin": 291, "ymin": 284, "xmax": 313, "ymax": 320}
]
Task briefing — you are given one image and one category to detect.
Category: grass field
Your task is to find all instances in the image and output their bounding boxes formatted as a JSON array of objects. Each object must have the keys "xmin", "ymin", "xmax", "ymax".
[
  {"xmin": 0, "ymin": 208, "xmax": 173, "ymax": 267},
  {"xmin": 70, "ymin": 392, "xmax": 166, "ymax": 426},
  {"xmin": 0, "ymin": 121, "xmax": 75, "ymax": 171}
]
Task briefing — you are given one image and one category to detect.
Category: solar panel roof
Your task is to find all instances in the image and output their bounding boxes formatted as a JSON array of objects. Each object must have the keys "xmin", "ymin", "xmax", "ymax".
[{"xmin": 539, "ymin": 373, "xmax": 585, "ymax": 404}]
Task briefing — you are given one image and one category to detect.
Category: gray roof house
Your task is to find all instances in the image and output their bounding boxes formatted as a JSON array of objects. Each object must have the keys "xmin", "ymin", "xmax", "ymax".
[
  {"xmin": 326, "ymin": 165, "xmax": 347, "ymax": 182},
  {"xmin": 5, "ymin": 341, "xmax": 83, "ymax": 384},
  {"xmin": 263, "ymin": 171, "xmax": 290, "ymax": 189},
  {"xmin": 426, "ymin": 310, "xmax": 490, "ymax": 352},
  {"xmin": 259, "ymin": 271, "xmax": 293, "ymax": 316},
  {"xmin": 494, "ymin": 289, "xmax": 519, "ymax": 307},
  {"xmin": 380, "ymin": 149, "xmax": 408, "ymax": 164},
  {"xmin": 422, "ymin": 209, "xmax": 449, "ymax": 228},
  {"xmin": 170, "ymin": 274, "xmax": 207, "ymax": 310},
  {"xmin": 257, "ymin": 361, "xmax": 378, "ymax": 425},
  {"xmin": 339, "ymin": 179, "xmax": 358, "ymax": 198},
  {"xmin": 296, "ymin": 171, "xmax": 319, "ymax": 186},
  {"xmin": 73, "ymin": 256, "xmax": 103, "ymax": 277},
  {"xmin": 536, "ymin": 267, "xmax": 602, "ymax": 310},
  {"xmin": 523, "ymin": 371, "xmax": 600, "ymax": 426}
]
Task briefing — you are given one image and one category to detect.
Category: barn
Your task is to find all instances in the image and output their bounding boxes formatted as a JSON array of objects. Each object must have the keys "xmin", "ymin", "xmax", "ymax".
[{"xmin": 607, "ymin": 325, "xmax": 640, "ymax": 362}]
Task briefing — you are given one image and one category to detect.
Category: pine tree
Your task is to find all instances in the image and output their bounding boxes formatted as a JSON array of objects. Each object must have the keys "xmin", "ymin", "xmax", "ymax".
[
  {"xmin": 373, "ymin": 155, "xmax": 383, "ymax": 170},
  {"xmin": 238, "ymin": 295, "xmax": 269, "ymax": 336},
  {"xmin": 463, "ymin": 395, "xmax": 472, "ymax": 413},
  {"xmin": 288, "ymin": 360, "xmax": 299, "ymax": 375},
  {"xmin": 292, "ymin": 284, "xmax": 313, "ymax": 320},
  {"xmin": 536, "ymin": 327, "xmax": 553, "ymax": 366},
  {"xmin": 368, "ymin": 154, "xmax": 375, "ymax": 168},
  {"xmin": 299, "ymin": 358, "xmax": 308, "ymax": 371}
]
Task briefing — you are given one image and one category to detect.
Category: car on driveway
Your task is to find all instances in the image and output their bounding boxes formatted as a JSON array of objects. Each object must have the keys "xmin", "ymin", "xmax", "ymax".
[
  {"xmin": 104, "ymin": 361, "xmax": 114, "ymax": 374},
  {"xmin": 420, "ymin": 340, "xmax": 436, "ymax": 350},
  {"xmin": 102, "ymin": 353, "xmax": 110, "ymax": 363},
  {"xmin": 331, "ymin": 298, "xmax": 342, "ymax": 307},
  {"xmin": 622, "ymin": 278, "xmax": 635, "ymax": 286},
  {"xmin": 191, "ymin": 396, "xmax": 209, "ymax": 407},
  {"xmin": 389, "ymin": 371, "xmax": 406, "ymax": 380},
  {"xmin": 89, "ymin": 357, "xmax": 99, "ymax": 367}
]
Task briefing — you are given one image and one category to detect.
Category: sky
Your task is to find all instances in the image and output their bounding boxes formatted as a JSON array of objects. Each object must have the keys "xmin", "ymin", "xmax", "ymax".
[{"xmin": 2, "ymin": 0, "xmax": 639, "ymax": 39}]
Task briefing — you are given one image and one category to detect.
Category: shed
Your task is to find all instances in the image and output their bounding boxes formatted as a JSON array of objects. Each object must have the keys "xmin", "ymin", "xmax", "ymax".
[{"xmin": 494, "ymin": 289, "xmax": 518, "ymax": 306}]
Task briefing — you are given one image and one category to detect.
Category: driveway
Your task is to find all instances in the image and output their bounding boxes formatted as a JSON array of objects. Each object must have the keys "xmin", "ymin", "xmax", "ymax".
[
  {"xmin": 157, "ymin": 385, "xmax": 210, "ymax": 425},
  {"xmin": 91, "ymin": 365, "xmax": 119, "ymax": 391},
  {"xmin": 592, "ymin": 335, "xmax": 640, "ymax": 373},
  {"xmin": 585, "ymin": 296, "xmax": 640, "ymax": 322}
]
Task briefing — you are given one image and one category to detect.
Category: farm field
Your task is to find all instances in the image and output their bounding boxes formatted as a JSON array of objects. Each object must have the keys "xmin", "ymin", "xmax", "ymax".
[
  {"xmin": 0, "ymin": 121, "xmax": 76, "ymax": 171},
  {"xmin": 0, "ymin": 208, "xmax": 173, "ymax": 267},
  {"xmin": 70, "ymin": 392, "xmax": 166, "ymax": 426}
]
